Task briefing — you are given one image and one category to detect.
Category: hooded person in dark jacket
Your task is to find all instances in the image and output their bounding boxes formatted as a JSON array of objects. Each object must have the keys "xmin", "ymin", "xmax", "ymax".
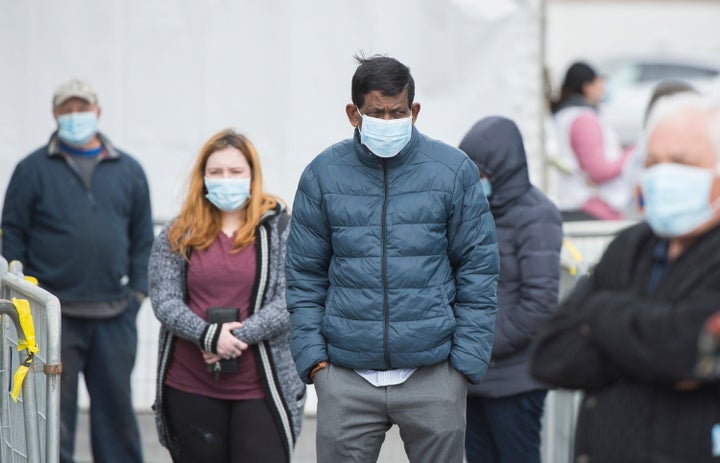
[{"xmin": 459, "ymin": 116, "xmax": 562, "ymax": 463}]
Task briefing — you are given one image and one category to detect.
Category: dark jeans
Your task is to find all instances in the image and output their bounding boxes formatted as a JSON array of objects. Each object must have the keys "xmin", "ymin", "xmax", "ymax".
[
  {"xmin": 60, "ymin": 298, "xmax": 142, "ymax": 463},
  {"xmin": 465, "ymin": 389, "xmax": 547, "ymax": 463},
  {"xmin": 164, "ymin": 386, "xmax": 287, "ymax": 463}
]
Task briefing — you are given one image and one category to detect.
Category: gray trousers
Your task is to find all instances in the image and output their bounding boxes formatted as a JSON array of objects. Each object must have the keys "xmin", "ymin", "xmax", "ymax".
[{"xmin": 314, "ymin": 361, "xmax": 467, "ymax": 463}]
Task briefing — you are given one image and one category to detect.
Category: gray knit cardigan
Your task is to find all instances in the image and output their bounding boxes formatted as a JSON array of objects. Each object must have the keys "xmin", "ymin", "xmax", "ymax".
[{"xmin": 148, "ymin": 206, "xmax": 305, "ymax": 462}]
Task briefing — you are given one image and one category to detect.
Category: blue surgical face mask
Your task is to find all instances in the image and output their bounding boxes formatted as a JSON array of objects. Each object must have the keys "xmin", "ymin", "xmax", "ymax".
[
  {"xmin": 57, "ymin": 111, "xmax": 98, "ymax": 146},
  {"xmin": 640, "ymin": 163, "xmax": 718, "ymax": 237},
  {"xmin": 204, "ymin": 177, "xmax": 251, "ymax": 212},
  {"xmin": 601, "ymin": 81, "xmax": 613, "ymax": 104},
  {"xmin": 480, "ymin": 178, "xmax": 493, "ymax": 197},
  {"xmin": 358, "ymin": 112, "xmax": 413, "ymax": 158}
]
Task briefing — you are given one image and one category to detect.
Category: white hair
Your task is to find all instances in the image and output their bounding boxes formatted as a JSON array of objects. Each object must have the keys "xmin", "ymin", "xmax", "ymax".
[{"xmin": 644, "ymin": 92, "xmax": 720, "ymax": 161}]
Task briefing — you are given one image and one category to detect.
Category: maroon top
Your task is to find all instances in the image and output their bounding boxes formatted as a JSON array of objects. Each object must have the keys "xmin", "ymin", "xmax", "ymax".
[{"xmin": 165, "ymin": 232, "xmax": 264, "ymax": 400}]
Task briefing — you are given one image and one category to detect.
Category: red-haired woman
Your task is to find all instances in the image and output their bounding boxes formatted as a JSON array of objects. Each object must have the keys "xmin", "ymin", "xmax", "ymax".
[{"xmin": 148, "ymin": 129, "xmax": 305, "ymax": 462}]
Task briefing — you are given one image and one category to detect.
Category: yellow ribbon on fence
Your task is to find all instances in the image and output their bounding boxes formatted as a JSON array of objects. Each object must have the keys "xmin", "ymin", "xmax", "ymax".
[
  {"xmin": 562, "ymin": 238, "xmax": 584, "ymax": 277},
  {"xmin": 10, "ymin": 297, "xmax": 39, "ymax": 402}
]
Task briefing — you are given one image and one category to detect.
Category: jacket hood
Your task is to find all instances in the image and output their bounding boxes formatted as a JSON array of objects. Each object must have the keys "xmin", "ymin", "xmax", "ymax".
[{"xmin": 458, "ymin": 116, "xmax": 531, "ymax": 216}]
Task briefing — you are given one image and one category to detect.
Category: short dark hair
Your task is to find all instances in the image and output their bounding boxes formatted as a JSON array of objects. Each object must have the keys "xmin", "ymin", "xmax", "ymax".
[{"xmin": 351, "ymin": 53, "xmax": 415, "ymax": 109}]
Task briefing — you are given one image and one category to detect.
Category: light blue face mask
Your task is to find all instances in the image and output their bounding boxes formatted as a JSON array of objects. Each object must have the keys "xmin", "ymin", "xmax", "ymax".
[
  {"xmin": 480, "ymin": 178, "xmax": 493, "ymax": 197},
  {"xmin": 640, "ymin": 163, "xmax": 718, "ymax": 237},
  {"xmin": 57, "ymin": 111, "xmax": 98, "ymax": 146},
  {"xmin": 204, "ymin": 177, "xmax": 251, "ymax": 212},
  {"xmin": 358, "ymin": 112, "xmax": 412, "ymax": 158},
  {"xmin": 601, "ymin": 81, "xmax": 613, "ymax": 104}
]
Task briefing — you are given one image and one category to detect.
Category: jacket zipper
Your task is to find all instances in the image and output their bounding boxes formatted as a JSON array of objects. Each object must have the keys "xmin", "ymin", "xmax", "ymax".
[{"xmin": 381, "ymin": 160, "xmax": 391, "ymax": 368}]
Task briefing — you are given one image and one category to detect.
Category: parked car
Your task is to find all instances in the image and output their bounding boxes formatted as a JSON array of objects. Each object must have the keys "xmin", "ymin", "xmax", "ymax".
[{"xmin": 598, "ymin": 54, "xmax": 720, "ymax": 147}]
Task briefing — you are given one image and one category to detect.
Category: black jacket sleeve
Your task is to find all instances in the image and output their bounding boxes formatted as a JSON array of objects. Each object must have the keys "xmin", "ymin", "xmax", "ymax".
[
  {"xmin": 531, "ymin": 224, "xmax": 720, "ymax": 389},
  {"xmin": 1, "ymin": 159, "xmax": 35, "ymax": 265},
  {"xmin": 530, "ymin": 274, "xmax": 622, "ymax": 389}
]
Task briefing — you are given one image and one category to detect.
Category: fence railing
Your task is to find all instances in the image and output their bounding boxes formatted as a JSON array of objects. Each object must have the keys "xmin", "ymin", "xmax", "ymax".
[
  {"xmin": 539, "ymin": 219, "xmax": 635, "ymax": 463},
  {"xmin": 0, "ymin": 257, "xmax": 61, "ymax": 463}
]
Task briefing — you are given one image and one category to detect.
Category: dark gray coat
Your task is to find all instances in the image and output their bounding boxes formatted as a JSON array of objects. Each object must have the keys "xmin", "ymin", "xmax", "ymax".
[
  {"xmin": 459, "ymin": 116, "xmax": 562, "ymax": 397},
  {"xmin": 531, "ymin": 222, "xmax": 720, "ymax": 462},
  {"xmin": 1, "ymin": 132, "xmax": 154, "ymax": 303}
]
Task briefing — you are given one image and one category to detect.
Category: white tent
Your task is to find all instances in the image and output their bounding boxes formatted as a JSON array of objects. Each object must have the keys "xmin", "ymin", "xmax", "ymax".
[{"xmin": 0, "ymin": 0, "xmax": 547, "ymax": 221}]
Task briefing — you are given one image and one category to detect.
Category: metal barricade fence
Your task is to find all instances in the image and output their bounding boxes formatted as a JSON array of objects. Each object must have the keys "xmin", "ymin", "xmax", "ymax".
[
  {"xmin": 539, "ymin": 220, "xmax": 635, "ymax": 463},
  {"xmin": 0, "ymin": 257, "xmax": 61, "ymax": 463}
]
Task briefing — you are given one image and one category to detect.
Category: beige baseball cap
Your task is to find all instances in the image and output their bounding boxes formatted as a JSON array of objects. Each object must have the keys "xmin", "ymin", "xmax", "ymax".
[{"xmin": 52, "ymin": 79, "xmax": 98, "ymax": 107}]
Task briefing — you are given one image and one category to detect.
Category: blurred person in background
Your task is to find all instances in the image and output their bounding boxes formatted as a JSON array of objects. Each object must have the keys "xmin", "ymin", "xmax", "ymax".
[
  {"xmin": 459, "ymin": 116, "xmax": 562, "ymax": 463},
  {"xmin": 0, "ymin": 79, "xmax": 154, "ymax": 463},
  {"xmin": 621, "ymin": 80, "xmax": 699, "ymax": 219},
  {"xmin": 148, "ymin": 129, "xmax": 304, "ymax": 463},
  {"xmin": 548, "ymin": 61, "xmax": 632, "ymax": 221},
  {"xmin": 531, "ymin": 93, "xmax": 720, "ymax": 463}
]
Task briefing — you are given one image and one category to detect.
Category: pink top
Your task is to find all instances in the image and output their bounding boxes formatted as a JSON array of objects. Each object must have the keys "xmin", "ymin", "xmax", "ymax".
[
  {"xmin": 165, "ymin": 232, "xmax": 264, "ymax": 400},
  {"xmin": 569, "ymin": 113, "xmax": 631, "ymax": 219}
]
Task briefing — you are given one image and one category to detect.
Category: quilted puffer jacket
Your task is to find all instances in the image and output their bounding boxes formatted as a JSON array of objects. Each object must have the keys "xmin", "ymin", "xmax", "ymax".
[{"xmin": 286, "ymin": 126, "xmax": 499, "ymax": 384}]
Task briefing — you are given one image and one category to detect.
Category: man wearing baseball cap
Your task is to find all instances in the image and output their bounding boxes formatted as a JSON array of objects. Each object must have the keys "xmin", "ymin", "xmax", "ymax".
[{"xmin": 1, "ymin": 79, "xmax": 153, "ymax": 463}]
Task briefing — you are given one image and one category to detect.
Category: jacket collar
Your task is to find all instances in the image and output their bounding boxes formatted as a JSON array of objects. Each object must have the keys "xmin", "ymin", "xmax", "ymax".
[
  {"xmin": 554, "ymin": 94, "xmax": 596, "ymax": 113},
  {"xmin": 654, "ymin": 223, "xmax": 720, "ymax": 299},
  {"xmin": 621, "ymin": 223, "xmax": 720, "ymax": 299},
  {"xmin": 259, "ymin": 201, "xmax": 287, "ymax": 226},
  {"xmin": 352, "ymin": 126, "xmax": 420, "ymax": 169},
  {"xmin": 47, "ymin": 131, "xmax": 120, "ymax": 159}
]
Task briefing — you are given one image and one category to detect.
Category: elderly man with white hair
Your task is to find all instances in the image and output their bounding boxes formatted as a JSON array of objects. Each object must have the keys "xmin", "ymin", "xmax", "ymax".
[{"xmin": 530, "ymin": 93, "xmax": 720, "ymax": 463}]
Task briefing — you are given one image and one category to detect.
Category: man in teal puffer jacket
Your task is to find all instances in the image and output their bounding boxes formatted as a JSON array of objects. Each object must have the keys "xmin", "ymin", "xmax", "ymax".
[{"xmin": 285, "ymin": 54, "xmax": 499, "ymax": 463}]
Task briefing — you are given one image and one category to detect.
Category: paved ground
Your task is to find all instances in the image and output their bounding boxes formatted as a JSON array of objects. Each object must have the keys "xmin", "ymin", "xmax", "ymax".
[{"xmin": 75, "ymin": 410, "xmax": 409, "ymax": 463}]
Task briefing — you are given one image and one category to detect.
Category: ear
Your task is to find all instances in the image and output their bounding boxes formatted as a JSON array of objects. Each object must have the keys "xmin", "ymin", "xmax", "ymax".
[
  {"xmin": 710, "ymin": 175, "xmax": 720, "ymax": 204},
  {"xmin": 346, "ymin": 104, "xmax": 360, "ymax": 128},
  {"xmin": 96, "ymin": 106, "xmax": 102, "ymax": 121},
  {"xmin": 410, "ymin": 103, "xmax": 421, "ymax": 124},
  {"xmin": 581, "ymin": 81, "xmax": 593, "ymax": 96}
]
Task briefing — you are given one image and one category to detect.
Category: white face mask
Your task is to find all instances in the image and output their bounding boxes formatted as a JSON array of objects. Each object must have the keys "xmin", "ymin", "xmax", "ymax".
[
  {"xmin": 640, "ymin": 163, "xmax": 719, "ymax": 237},
  {"xmin": 480, "ymin": 178, "xmax": 493, "ymax": 197},
  {"xmin": 358, "ymin": 112, "xmax": 413, "ymax": 158},
  {"xmin": 57, "ymin": 111, "xmax": 98, "ymax": 146},
  {"xmin": 204, "ymin": 177, "xmax": 251, "ymax": 212}
]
